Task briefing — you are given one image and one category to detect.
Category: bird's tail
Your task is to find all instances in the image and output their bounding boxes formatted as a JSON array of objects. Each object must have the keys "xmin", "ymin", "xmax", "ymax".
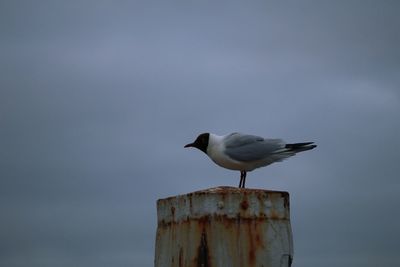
[{"xmin": 285, "ymin": 142, "xmax": 317, "ymax": 153}]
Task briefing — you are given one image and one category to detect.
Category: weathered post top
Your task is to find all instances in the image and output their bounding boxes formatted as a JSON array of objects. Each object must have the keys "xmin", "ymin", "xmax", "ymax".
[{"xmin": 155, "ymin": 186, "xmax": 293, "ymax": 267}]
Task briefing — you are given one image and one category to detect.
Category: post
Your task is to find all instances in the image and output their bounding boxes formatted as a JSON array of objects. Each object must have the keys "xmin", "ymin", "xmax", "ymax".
[{"xmin": 155, "ymin": 186, "xmax": 293, "ymax": 267}]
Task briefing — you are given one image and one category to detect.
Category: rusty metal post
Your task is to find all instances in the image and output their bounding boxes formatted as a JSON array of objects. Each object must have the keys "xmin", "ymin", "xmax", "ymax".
[{"xmin": 155, "ymin": 186, "xmax": 293, "ymax": 267}]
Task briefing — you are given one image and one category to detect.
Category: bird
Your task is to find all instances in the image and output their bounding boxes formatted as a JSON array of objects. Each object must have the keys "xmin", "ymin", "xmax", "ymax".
[{"xmin": 184, "ymin": 132, "xmax": 317, "ymax": 188}]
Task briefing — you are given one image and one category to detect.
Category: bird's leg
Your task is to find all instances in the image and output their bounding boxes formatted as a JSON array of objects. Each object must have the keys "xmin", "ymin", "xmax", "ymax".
[{"xmin": 239, "ymin": 171, "xmax": 247, "ymax": 188}]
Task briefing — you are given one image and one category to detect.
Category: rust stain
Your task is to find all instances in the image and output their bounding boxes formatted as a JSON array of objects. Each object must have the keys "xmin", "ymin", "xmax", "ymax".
[
  {"xmin": 255, "ymin": 233, "xmax": 265, "ymax": 249},
  {"xmin": 171, "ymin": 206, "xmax": 176, "ymax": 217},
  {"xmin": 158, "ymin": 211, "xmax": 287, "ymax": 229},
  {"xmin": 270, "ymin": 209, "xmax": 280, "ymax": 220},
  {"xmin": 179, "ymin": 247, "xmax": 183, "ymax": 267},
  {"xmin": 244, "ymin": 219, "xmax": 267, "ymax": 267},
  {"xmin": 281, "ymin": 192, "xmax": 290, "ymax": 208},
  {"xmin": 157, "ymin": 186, "xmax": 289, "ymax": 202},
  {"xmin": 249, "ymin": 248, "xmax": 256, "ymax": 266},
  {"xmin": 240, "ymin": 200, "xmax": 249, "ymax": 210},
  {"xmin": 198, "ymin": 215, "xmax": 211, "ymax": 226},
  {"xmin": 189, "ymin": 196, "xmax": 194, "ymax": 213},
  {"xmin": 197, "ymin": 230, "xmax": 210, "ymax": 267},
  {"xmin": 247, "ymin": 221, "xmax": 256, "ymax": 266}
]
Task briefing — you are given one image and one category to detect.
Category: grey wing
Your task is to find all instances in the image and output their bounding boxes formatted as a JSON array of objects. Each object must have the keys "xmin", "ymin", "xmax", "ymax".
[{"xmin": 224, "ymin": 133, "xmax": 285, "ymax": 162}]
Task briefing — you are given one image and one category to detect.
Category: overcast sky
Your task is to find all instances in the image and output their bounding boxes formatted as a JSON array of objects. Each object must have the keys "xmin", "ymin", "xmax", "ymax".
[{"xmin": 1, "ymin": 1, "xmax": 400, "ymax": 266}]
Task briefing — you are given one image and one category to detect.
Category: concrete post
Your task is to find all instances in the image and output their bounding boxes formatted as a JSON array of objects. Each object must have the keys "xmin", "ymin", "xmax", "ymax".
[{"xmin": 155, "ymin": 186, "xmax": 293, "ymax": 267}]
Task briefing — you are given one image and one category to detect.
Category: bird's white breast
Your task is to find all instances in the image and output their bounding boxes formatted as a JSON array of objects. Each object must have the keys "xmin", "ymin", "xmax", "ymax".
[{"xmin": 206, "ymin": 134, "xmax": 247, "ymax": 171}]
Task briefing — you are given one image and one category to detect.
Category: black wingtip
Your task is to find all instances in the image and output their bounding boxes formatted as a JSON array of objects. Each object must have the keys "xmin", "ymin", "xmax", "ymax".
[
  {"xmin": 285, "ymin": 142, "xmax": 313, "ymax": 148},
  {"xmin": 285, "ymin": 142, "xmax": 317, "ymax": 152}
]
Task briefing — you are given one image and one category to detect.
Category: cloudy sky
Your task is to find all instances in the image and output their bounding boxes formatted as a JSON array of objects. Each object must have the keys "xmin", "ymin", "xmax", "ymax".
[{"xmin": 1, "ymin": 1, "xmax": 399, "ymax": 266}]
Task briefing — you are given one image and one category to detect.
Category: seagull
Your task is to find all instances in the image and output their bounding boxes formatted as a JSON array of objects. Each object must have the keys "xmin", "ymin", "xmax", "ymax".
[{"xmin": 184, "ymin": 132, "xmax": 317, "ymax": 188}]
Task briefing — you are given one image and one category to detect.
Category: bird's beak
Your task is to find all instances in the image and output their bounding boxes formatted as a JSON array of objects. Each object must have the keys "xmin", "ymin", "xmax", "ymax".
[{"xmin": 184, "ymin": 143, "xmax": 194, "ymax": 148}]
